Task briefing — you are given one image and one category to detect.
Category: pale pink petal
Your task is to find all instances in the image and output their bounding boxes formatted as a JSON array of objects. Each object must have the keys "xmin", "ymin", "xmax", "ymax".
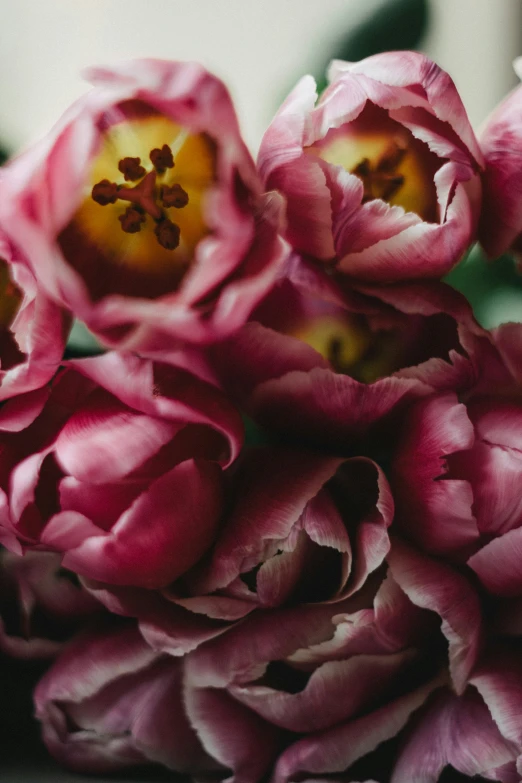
[
  {"xmin": 387, "ymin": 539, "xmax": 482, "ymax": 693},
  {"xmin": 391, "ymin": 689, "xmax": 518, "ymax": 783},
  {"xmin": 391, "ymin": 394, "xmax": 478, "ymax": 556},
  {"xmin": 272, "ymin": 677, "xmax": 443, "ymax": 783},
  {"xmin": 62, "ymin": 460, "xmax": 223, "ymax": 587}
]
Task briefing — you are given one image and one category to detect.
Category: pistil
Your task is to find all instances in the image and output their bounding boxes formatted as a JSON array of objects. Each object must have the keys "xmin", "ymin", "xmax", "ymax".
[{"xmin": 90, "ymin": 142, "xmax": 190, "ymax": 250}]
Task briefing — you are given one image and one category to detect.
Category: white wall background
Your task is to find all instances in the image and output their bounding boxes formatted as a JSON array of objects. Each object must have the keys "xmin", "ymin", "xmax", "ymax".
[{"xmin": 0, "ymin": 0, "xmax": 519, "ymax": 155}]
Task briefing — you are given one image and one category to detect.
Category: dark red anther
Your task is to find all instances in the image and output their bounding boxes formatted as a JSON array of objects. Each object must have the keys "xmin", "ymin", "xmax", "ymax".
[
  {"xmin": 92, "ymin": 180, "xmax": 119, "ymax": 206},
  {"xmin": 118, "ymin": 157, "xmax": 146, "ymax": 181},
  {"xmin": 118, "ymin": 207, "xmax": 146, "ymax": 234},
  {"xmin": 154, "ymin": 218, "xmax": 180, "ymax": 250},
  {"xmin": 161, "ymin": 183, "xmax": 189, "ymax": 209},
  {"xmin": 150, "ymin": 144, "xmax": 174, "ymax": 173}
]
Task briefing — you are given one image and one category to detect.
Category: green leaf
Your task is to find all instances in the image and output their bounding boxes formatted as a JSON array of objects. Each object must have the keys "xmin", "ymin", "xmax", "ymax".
[{"xmin": 445, "ymin": 246, "xmax": 522, "ymax": 328}]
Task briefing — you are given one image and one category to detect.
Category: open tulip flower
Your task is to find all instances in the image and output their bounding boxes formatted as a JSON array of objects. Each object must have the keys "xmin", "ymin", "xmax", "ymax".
[
  {"xmin": 0, "ymin": 351, "xmax": 243, "ymax": 588},
  {"xmin": 0, "ymin": 59, "xmax": 287, "ymax": 351},
  {"xmin": 259, "ymin": 52, "xmax": 483, "ymax": 282}
]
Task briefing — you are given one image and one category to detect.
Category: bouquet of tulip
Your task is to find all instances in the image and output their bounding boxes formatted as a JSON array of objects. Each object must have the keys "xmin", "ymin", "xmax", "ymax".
[{"xmin": 1, "ymin": 50, "xmax": 522, "ymax": 782}]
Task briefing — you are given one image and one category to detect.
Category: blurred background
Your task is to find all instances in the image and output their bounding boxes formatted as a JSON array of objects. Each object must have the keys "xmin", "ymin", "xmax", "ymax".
[
  {"xmin": 0, "ymin": 0, "xmax": 520, "ymax": 154},
  {"xmin": 0, "ymin": 0, "xmax": 522, "ymax": 328}
]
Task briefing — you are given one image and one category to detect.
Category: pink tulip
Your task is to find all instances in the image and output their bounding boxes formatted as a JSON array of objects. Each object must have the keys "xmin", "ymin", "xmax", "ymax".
[
  {"xmin": 34, "ymin": 622, "xmax": 217, "ymax": 774},
  {"xmin": 36, "ymin": 586, "xmax": 520, "ymax": 782},
  {"xmin": 0, "ymin": 59, "xmax": 287, "ymax": 351},
  {"xmin": 391, "ymin": 323, "xmax": 522, "ymax": 598},
  {"xmin": 479, "ymin": 59, "xmax": 522, "ymax": 259},
  {"xmin": 0, "ymin": 548, "xmax": 99, "ymax": 658},
  {"xmin": 0, "ymin": 232, "xmax": 69, "ymax": 402},
  {"xmin": 0, "ymin": 351, "xmax": 243, "ymax": 588},
  {"xmin": 184, "ymin": 543, "xmax": 489, "ymax": 783},
  {"xmin": 209, "ymin": 255, "xmax": 490, "ymax": 449},
  {"xmin": 259, "ymin": 52, "xmax": 483, "ymax": 282},
  {"xmin": 82, "ymin": 443, "xmax": 394, "ymax": 657}
]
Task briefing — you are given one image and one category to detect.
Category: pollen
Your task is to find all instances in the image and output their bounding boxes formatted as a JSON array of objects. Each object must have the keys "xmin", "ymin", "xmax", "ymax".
[
  {"xmin": 118, "ymin": 157, "xmax": 146, "ymax": 181},
  {"xmin": 150, "ymin": 144, "xmax": 175, "ymax": 173}
]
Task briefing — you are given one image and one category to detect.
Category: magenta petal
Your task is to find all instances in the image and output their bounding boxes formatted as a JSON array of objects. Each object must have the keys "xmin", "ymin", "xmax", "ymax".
[
  {"xmin": 470, "ymin": 650, "xmax": 522, "ymax": 747},
  {"xmin": 255, "ymin": 532, "xmax": 327, "ymax": 607},
  {"xmin": 186, "ymin": 602, "xmax": 350, "ymax": 689},
  {"xmin": 251, "ymin": 369, "xmax": 428, "ymax": 445},
  {"xmin": 258, "ymin": 75, "xmax": 335, "ymax": 260},
  {"xmin": 34, "ymin": 624, "xmax": 159, "ymax": 711},
  {"xmin": 328, "ymin": 53, "xmax": 483, "ymax": 166},
  {"xmin": 34, "ymin": 623, "xmax": 212, "ymax": 774},
  {"xmin": 391, "ymin": 689, "xmax": 518, "ymax": 782},
  {"xmin": 333, "ymin": 182, "xmax": 420, "ymax": 257},
  {"xmin": 59, "ymin": 477, "xmax": 144, "ymax": 529},
  {"xmin": 68, "ymin": 352, "xmax": 244, "ymax": 468},
  {"xmin": 54, "ymin": 393, "xmax": 180, "ymax": 483},
  {"xmin": 479, "ymin": 82, "xmax": 522, "ymax": 258},
  {"xmin": 387, "ymin": 539, "xmax": 481, "ymax": 693},
  {"xmin": 62, "ymin": 460, "xmax": 222, "ymax": 587},
  {"xmin": 272, "ymin": 678, "xmax": 442, "ymax": 783},
  {"xmin": 345, "ymin": 459, "xmax": 393, "ymax": 594},
  {"xmin": 392, "ymin": 393, "xmax": 478, "ymax": 556},
  {"xmin": 0, "ymin": 386, "xmax": 51, "ymax": 432},
  {"xmin": 40, "ymin": 511, "xmax": 105, "ymax": 551},
  {"xmin": 129, "ymin": 660, "xmax": 215, "ymax": 773},
  {"xmin": 199, "ymin": 448, "xmax": 342, "ymax": 594},
  {"xmin": 185, "ymin": 685, "xmax": 280, "ymax": 783},
  {"xmin": 469, "ymin": 528, "xmax": 522, "ymax": 597},
  {"xmin": 212, "ymin": 321, "xmax": 330, "ymax": 402},
  {"xmin": 494, "ymin": 322, "xmax": 522, "ymax": 387},
  {"xmin": 83, "ymin": 581, "xmax": 229, "ymax": 656},
  {"xmin": 230, "ymin": 650, "xmax": 414, "ymax": 732}
]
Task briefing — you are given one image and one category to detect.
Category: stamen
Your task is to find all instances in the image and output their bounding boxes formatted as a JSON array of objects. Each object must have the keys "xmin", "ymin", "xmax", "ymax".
[
  {"xmin": 352, "ymin": 142, "xmax": 408, "ymax": 204},
  {"xmin": 379, "ymin": 141, "xmax": 407, "ymax": 172},
  {"xmin": 92, "ymin": 180, "xmax": 119, "ymax": 206},
  {"xmin": 328, "ymin": 336, "xmax": 344, "ymax": 372},
  {"xmin": 380, "ymin": 175, "xmax": 405, "ymax": 201},
  {"xmin": 118, "ymin": 157, "xmax": 146, "ymax": 181},
  {"xmin": 90, "ymin": 139, "xmax": 193, "ymax": 251},
  {"xmin": 118, "ymin": 206, "xmax": 146, "ymax": 234},
  {"xmin": 353, "ymin": 158, "xmax": 371, "ymax": 177},
  {"xmin": 161, "ymin": 184, "xmax": 189, "ymax": 209},
  {"xmin": 150, "ymin": 144, "xmax": 174, "ymax": 173},
  {"xmin": 154, "ymin": 218, "xmax": 181, "ymax": 250}
]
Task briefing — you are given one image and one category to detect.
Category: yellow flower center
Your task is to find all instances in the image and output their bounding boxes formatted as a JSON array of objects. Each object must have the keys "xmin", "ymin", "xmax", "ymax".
[
  {"xmin": 0, "ymin": 260, "xmax": 22, "ymax": 329},
  {"xmin": 60, "ymin": 103, "xmax": 216, "ymax": 299},
  {"xmin": 306, "ymin": 104, "xmax": 439, "ymax": 222},
  {"xmin": 294, "ymin": 313, "xmax": 403, "ymax": 384}
]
